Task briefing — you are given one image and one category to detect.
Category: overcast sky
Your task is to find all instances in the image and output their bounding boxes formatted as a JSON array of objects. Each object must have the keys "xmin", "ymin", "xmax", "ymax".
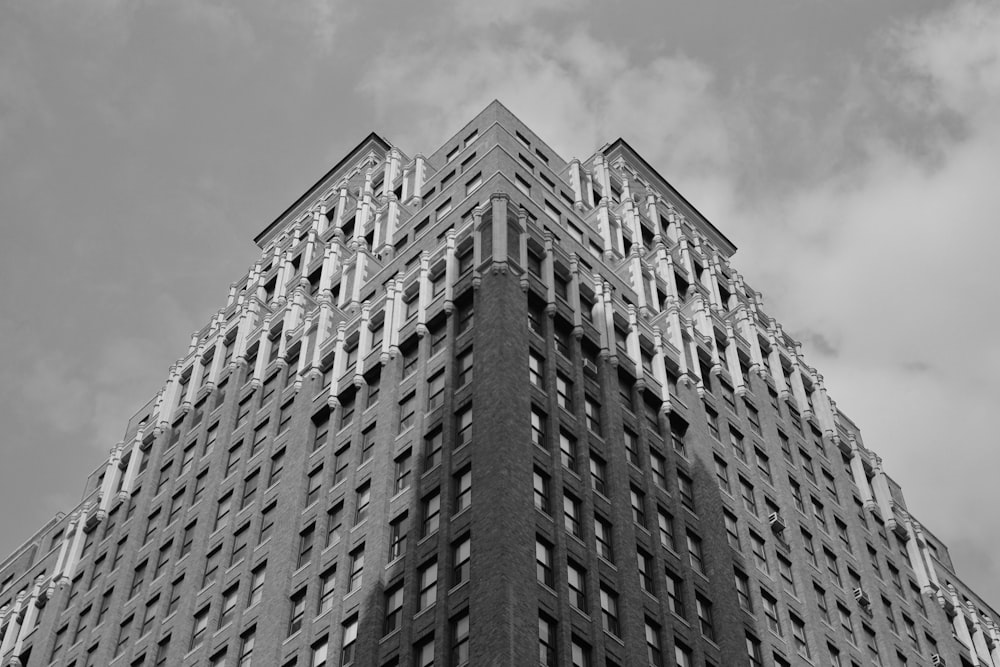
[{"xmin": 2, "ymin": 0, "xmax": 998, "ymax": 604}]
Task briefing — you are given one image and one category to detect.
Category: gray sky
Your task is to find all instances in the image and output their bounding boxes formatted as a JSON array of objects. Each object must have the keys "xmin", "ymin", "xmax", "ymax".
[{"xmin": 2, "ymin": 0, "xmax": 998, "ymax": 604}]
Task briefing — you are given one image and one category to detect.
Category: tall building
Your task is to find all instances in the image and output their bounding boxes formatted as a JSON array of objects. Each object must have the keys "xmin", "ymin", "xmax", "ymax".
[{"xmin": 0, "ymin": 100, "xmax": 997, "ymax": 667}]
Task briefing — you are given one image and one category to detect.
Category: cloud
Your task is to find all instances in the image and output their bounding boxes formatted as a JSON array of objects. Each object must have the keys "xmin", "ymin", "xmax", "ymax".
[
  {"xmin": 358, "ymin": 0, "xmax": 1000, "ymax": 603},
  {"xmin": 445, "ymin": 0, "xmax": 586, "ymax": 27}
]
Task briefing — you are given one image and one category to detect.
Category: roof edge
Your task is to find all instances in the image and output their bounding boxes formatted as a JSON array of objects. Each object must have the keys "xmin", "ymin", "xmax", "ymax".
[{"xmin": 254, "ymin": 132, "xmax": 392, "ymax": 248}]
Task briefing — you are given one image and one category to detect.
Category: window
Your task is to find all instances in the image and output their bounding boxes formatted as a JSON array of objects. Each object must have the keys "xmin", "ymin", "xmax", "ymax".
[
  {"xmin": 341, "ymin": 617, "xmax": 359, "ymax": 665},
  {"xmin": 456, "ymin": 349, "xmax": 473, "ymax": 387},
  {"xmin": 394, "ymin": 450, "xmax": 412, "ymax": 494},
  {"xmin": 637, "ymin": 550, "xmax": 655, "ymax": 594},
  {"xmin": 595, "ymin": 516, "xmax": 614, "ymax": 561},
  {"xmin": 311, "ymin": 637, "xmax": 329, "ymax": 667},
  {"xmin": 600, "ymin": 586, "xmax": 620, "ymax": 637},
  {"xmin": 568, "ymin": 562, "xmax": 587, "ymax": 611},
  {"xmin": 563, "ymin": 493, "xmax": 581, "ymax": 537},
  {"xmin": 538, "ymin": 614, "xmax": 557, "ymax": 667},
  {"xmin": 777, "ymin": 554, "xmax": 796, "ymax": 595},
  {"xmin": 678, "ymin": 472, "xmax": 696, "ymax": 512},
  {"xmin": 402, "ymin": 341, "xmax": 419, "ymax": 377},
  {"xmin": 422, "ymin": 491, "xmax": 441, "ymax": 536},
  {"xmin": 230, "ymin": 524, "xmax": 250, "ymax": 567},
  {"xmin": 536, "ymin": 537, "xmax": 554, "ymax": 587},
  {"xmin": 454, "ymin": 468, "xmax": 472, "ymax": 513},
  {"xmin": 740, "ymin": 478, "xmax": 758, "ymax": 517},
  {"xmin": 398, "ymin": 392, "xmax": 416, "ymax": 433},
  {"xmin": 384, "ymin": 584, "xmax": 404, "ymax": 635},
  {"xmin": 755, "ymin": 448, "xmax": 772, "ymax": 483},
  {"xmin": 559, "ymin": 431, "xmax": 578, "ymax": 473},
  {"xmin": 674, "ymin": 642, "xmax": 693, "ymax": 667},
  {"xmin": 715, "ymin": 456, "xmax": 731, "ymax": 494},
  {"xmin": 657, "ymin": 509, "xmax": 677, "ymax": 551},
  {"xmin": 249, "ymin": 563, "xmax": 266, "ymax": 607},
  {"xmin": 584, "ymin": 397, "xmax": 601, "ymax": 435},
  {"xmin": 630, "ymin": 486, "xmax": 647, "ymax": 527},
  {"xmin": 724, "ymin": 511, "xmax": 741, "ymax": 549},
  {"xmin": 814, "ymin": 583, "xmax": 830, "ymax": 623},
  {"xmin": 452, "ymin": 535, "xmax": 471, "ymax": 586},
  {"xmin": 427, "ymin": 372, "xmax": 445, "ymax": 411},
  {"xmin": 735, "ymin": 569, "xmax": 753, "ymax": 611},
  {"xmin": 571, "ymin": 637, "xmax": 591, "ymax": 667},
  {"xmin": 451, "ymin": 612, "xmax": 470, "ymax": 667},
  {"xmin": 418, "ymin": 560, "xmax": 438, "ymax": 610},
  {"xmin": 757, "ymin": 589, "xmax": 781, "ymax": 639},
  {"xmin": 533, "ymin": 469, "xmax": 550, "ymax": 514},
  {"xmin": 665, "ymin": 570, "xmax": 685, "ymax": 617},
  {"xmin": 389, "ymin": 513, "xmax": 407, "ymax": 561},
  {"xmin": 318, "ymin": 566, "xmax": 336, "ymax": 614},
  {"xmin": 528, "ymin": 352, "xmax": 544, "ymax": 387},
  {"xmin": 825, "ymin": 548, "xmax": 842, "ymax": 586},
  {"xmin": 190, "ymin": 607, "xmax": 208, "ymax": 651},
  {"xmin": 268, "ymin": 448, "xmax": 285, "ymax": 487},
  {"xmin": 259, "ymin": 502, "xmax": 276, "ymax": 543},
  {"xmin": 113, "ymin": 615, "xmax": 133, "ymax": 658},
  {"xmin": 241, "ymin": 469, "xmax": 259, "ymax": 509},
  {"xmin": 456, "ymin": 299, "xmax": 474, "ymax": 334},
  {"xmin": 287, "ymin": 588, "xmax": 306, "ymax": 637},
  {"xmin": 650, "ymin": 449, "xmax": 668, "ymax": 489},
  {"xmin": 415, "ymin": 636, "xmax": 435, "ymax": 667},
  {"xmin": 251, "ymin": 420, "xmax": 270, "ymax": 457},
  {"xmin": 838, "ymin": 603, "xmax": 856, "ymax": 643},
  {"xmin": 746, "ymin": 633, "xmax": 763, "ymax": 667},
  {"xmin": 590, "ymin": 456, "xmax": 607, "ymax": 494},
  {"xmin": 312, "ymin": 409, "xmax": 330, "ymax": 452},
  {"xmin": 424, "ymin": 429, "xmax": 443, "ymax": 471},
  {"xmin": 354, "ymin": 482, "xmax": 371, "ymax": 525},
  {"xmin": 686, "ymin": 531, "xmax": 705, "ymax": 574},
  {"xmin": 623, "ymin": 428, "xmax": 640, "ymax": 466},
  {"xmin": 348, "ymin": 545, "xmax": 365, "ymax": 592},
  {"xmin": 696, "ymin": 595, "xmax": 716, "ymax": 641},
  {"xmin": 750, "ymin": 532, "xmax": 768, "ymax": 574},
  {"xmin": 729, "ymin": 428, "xmax": 746, "ymax": 462},
  {"xmin": 305, "ymin": 465, "xmax": 324, "ymax": 506},
  {"xmin": 526, "ymin": 408, "xmax": 547, "ymax": 451},
  {"xmin": 360, "ymin": 426, "xmax": 375, "ymax": 465},
  {"xmin": 297, "ymin": 524, "xmax": 315, "ymax": 569},
  {"xmin": 456, "ymin": 405, "xmax": 472, "ymax": 448}
]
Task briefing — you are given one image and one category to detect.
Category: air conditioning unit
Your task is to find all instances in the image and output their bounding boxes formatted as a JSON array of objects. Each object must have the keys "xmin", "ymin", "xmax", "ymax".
[
  {"xmin": 768, "ymin": 512, "xmax": 786, "ymax": 533},
  {"xmin": 931, "ymin": 654, "xmax": 946, "ymax": 666},
  {"xmin": 853, "ymin": 587, "xmax": 871, "ymax": 608}
]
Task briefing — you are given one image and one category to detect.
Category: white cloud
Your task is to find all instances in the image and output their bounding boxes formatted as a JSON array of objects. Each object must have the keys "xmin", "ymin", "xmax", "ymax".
[
  {"xmin": 359, "ymin": 0, "xmax": 1000, "ymax": 602},
  {"xmin": 444, "ymin": 0, "xmax": 586, "ymax": 27}
]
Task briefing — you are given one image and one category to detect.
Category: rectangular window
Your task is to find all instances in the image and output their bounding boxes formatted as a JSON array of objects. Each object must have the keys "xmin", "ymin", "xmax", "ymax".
[
  {"xmin": 559, "ymin": 431, "xmax": 578, "ymax": 473},
  {"xmin": 595, "ymin": 516, "xmax": 614, "ymax": 562},
  {"xmin": 422, "ymin": 491, "xmax": 441, "ymax": 537},
  {"xmin": 533, "ymin": 469, "xmax": 550, "ymax": 514},
  {"xmin": 600, "ymin": 586, "xmax": 620, "ymax": 637},
  {"xmin": 528, "ymin": 351, "xmax": 544, "ymax": 387},
  {"xmin": 354, "ymin": 482, "xmax": 371, "ymax": 525},
  {"xmin": 297, "ymin": 524, "xmax": 315, "ymax": 569},
  {"xmin": 451, "ymin": 612, "xmax": 470, "ymax": 667},
  {"xmin": 456, "ymin": 348, "xmax": 473, "ymax": 387},
  {"xmin": 383, "ymin": 584, "xmax": 405, "ymax": 635},
  {"xmin": 418, "ymin": 560, "xmax": 437, "ymax": 610},
  {"xmin": 394, "ymin": 450, "xmax": 412, "ymax": 494},
  {"xmin": 535, "ymin": 537, "xmax": 554, "ymax": 587},
  {"xmin": 454, "ymin": 468, "xmax": 472, "ymax": 513},
  {"xmin": 452, "ymin": 535, "xmax": 471, "ymax": 586},
  {"xmin": 696, "ymin": 595, "xmax": 715, "ymax": 641},
  {"xmin": 568, "ymin": 562, "xmax": 587, "ymax": 611},
  {"xmin": 389, "ymin": 513, "xmax": 408, "ymax": 561},
  {"xmin": 590, "ymin": 456, "xmax": 607, "ymax": 495},
  {"xmin": 318, "ymin": 566, "xmax": 336, "ymax": 614},
  {"xmin": 348, "ymin": 545, "xmax": 365, "ymax": 593}
]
